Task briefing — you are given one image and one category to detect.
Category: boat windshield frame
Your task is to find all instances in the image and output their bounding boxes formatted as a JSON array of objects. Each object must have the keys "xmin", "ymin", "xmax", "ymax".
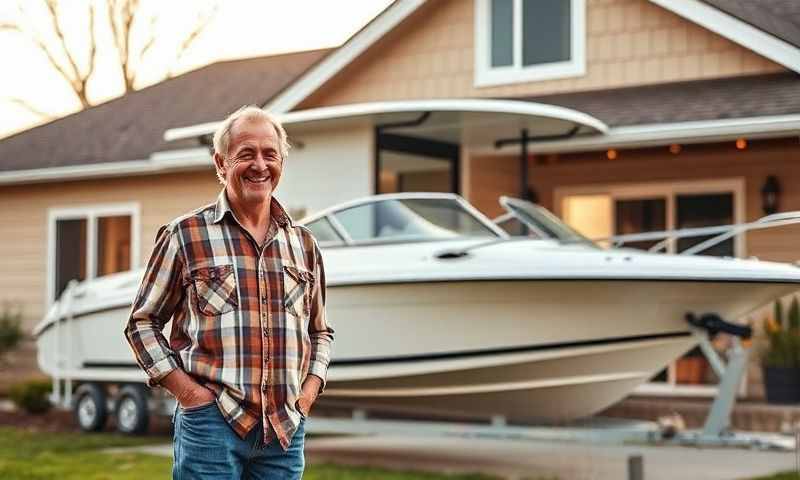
[
  {"xmin": 300, "ymin": 193, "xmax": 508, "ymax": 248},
  {"xmin": 496, "ymin": 196, "xmax": 596, "ymax": 246}
]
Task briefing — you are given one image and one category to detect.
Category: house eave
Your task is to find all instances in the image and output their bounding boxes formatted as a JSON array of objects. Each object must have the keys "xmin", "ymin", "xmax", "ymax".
[
  {"xmin": 265, "ymin": 0, "xmax": 428, "ymax": 113},
  {"xmin": 0, "ymin": 150, "xmax": 211, "ymax": 187},
  {"xmin": 648, "ymin": 0, "xmax": 800, "ymax": 74},
  {"xmin": 476, "ymin": 114, "xmax": 800, "ymax": 155}
]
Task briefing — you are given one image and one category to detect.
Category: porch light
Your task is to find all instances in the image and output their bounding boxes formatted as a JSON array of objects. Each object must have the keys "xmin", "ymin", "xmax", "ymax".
[
  {"xmin": 736, "ymin": 138, "xmax": 747, "ymax": 150},
  {"xmin": 606, "ymin": 149, "xmax": 618, "ymax": 160},
  {"xmin": 761, "ymin": 175, "xmax": 780, "ymax": 215}
]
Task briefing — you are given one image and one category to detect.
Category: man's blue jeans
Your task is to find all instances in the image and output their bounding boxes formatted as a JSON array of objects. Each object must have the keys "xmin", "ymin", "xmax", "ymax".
[{"xmin": 172, "ymin": 402, "xmax": 305, "ymax": 479}]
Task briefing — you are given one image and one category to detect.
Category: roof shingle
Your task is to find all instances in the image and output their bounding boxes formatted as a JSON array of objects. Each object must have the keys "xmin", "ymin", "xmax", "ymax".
[
  {"xmin": 702, "ymin": 0, "xmax": 800, "ymax": 49},
  {"xmin": 0, "ymin": 48, "xmax": 330, "ymax": 172},
  {"xmin": 522, "ymin": 72, "xmax": 800, "ymax": 127}
]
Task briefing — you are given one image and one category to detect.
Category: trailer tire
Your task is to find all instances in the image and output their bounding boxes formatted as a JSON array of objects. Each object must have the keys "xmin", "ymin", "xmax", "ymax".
[
  {"xmin": 73, "ymin": 383, "xmax": 108, "ymax": 432},
  {"xmin": 116, "ymin": 385, "xmax": 149, "ymax": 435}
]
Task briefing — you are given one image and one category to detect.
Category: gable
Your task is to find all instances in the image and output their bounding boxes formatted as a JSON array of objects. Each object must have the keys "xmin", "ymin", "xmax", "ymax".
[{"xmin": 296, "ymin": 0, "xmax": 784, "ymax": 110}]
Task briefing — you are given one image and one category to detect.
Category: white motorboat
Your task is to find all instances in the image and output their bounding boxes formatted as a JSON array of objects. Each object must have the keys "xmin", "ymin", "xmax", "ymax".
[{"xmin": 35, "ymin": 193, "xmax": 800, "ymax": 428}]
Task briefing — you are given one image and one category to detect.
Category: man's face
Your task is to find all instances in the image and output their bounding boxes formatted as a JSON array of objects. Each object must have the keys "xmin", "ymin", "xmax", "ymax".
[{"xmin": 215, "ymin": 118, "xmax": 283, "ymax": 208}]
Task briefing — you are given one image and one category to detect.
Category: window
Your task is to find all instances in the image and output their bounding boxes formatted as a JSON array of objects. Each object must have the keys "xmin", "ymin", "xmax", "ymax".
[
  {"xmin": 475, "ymin": 0, "xmax": 586, "ymax": 87},
  {"xmin": 48, "ymin": 204, "xmax": 140, "ymax": 303}
]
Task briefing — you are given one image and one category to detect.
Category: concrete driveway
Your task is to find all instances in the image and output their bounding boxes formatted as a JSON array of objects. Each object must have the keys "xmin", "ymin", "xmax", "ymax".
[{"xmin": 306, "ymin": 435, "xmax": 799, "ymax": 480}]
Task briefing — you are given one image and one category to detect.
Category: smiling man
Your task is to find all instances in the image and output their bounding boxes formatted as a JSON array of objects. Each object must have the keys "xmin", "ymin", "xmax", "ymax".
[{"xmin": 125, "ymin": 106, "xmax": 333, "ymax": 479}]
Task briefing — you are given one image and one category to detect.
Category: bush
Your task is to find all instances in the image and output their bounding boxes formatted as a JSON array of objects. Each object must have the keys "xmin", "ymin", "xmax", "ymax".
[
  {"xmin": 9, "ymin": 380, "xmax": 52, "ymax": 415},
  {"xmin": 0, "ymin": 303, "xmax": 24, "ymax": 360},
  {"xmin": 763, "ymin": 297, "xmax": 800, "ymax": 369}
]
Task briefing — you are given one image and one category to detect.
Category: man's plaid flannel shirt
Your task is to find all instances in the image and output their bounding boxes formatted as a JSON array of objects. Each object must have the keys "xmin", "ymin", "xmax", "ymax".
[{"xmin": 125, "ymin": 191, "xmax": 334, "ymax": 450}]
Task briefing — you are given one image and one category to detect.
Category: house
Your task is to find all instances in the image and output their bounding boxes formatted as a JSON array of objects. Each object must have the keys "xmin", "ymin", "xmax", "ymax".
[{"xmin": 2, "ymin": 0, "xmax": 800, "ymax": 402}]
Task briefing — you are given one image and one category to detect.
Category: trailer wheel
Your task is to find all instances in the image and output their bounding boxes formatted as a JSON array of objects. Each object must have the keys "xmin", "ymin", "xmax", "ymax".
[
  {"xmin": 73, "ymin": 383, "xmax": 108, "ymax": 432},
  {"xmin": 116, "ymin": 385, "xmax": 149, "ymax": 435}
]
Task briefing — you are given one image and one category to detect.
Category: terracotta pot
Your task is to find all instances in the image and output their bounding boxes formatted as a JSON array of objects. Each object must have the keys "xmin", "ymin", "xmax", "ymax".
[
  {"xmin": 763, "ymin": 366, "xmax": 800, "ymax": 404},
  {"xmin": 675, "ymin": 356, "xmax": 708, "ymax": 384}
]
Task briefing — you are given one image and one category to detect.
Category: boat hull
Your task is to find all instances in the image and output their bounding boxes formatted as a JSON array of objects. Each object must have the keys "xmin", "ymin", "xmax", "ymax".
[{"xmin": 37, "ymin": 277, "xmax": 797, "ymax": 421}]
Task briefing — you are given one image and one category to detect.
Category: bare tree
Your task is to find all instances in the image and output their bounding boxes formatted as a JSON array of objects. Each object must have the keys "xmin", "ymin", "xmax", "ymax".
[{"xmin": 0, "ymin": 0, "xmax": 216, "ymax": 116}]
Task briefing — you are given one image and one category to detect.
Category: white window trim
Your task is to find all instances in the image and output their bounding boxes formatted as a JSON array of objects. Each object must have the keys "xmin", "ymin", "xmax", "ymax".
[
  {"xmin": 46, "ymin": 203, "xmax": 141, "ymax": 305},
  {"xmin": 554, "ymin": 178, "xmax": 748, "ymax": 397},
  {"xmin": 474, "ymin": 0, "xmax": 586, "ymax": 88}
]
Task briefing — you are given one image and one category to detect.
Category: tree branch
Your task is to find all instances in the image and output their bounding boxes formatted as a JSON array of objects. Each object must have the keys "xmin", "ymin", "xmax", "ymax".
[
  {"xmin": 168, "ymin": 4, "xmax": 217, "ymax": 77},
  {"xmin": 8, "ymin": 97, "xmax": 56, "ymax": 119},
  {"xmin": 0, "ymin": 22, "xmax": 21, "ymax": 31},
  {"xmin": 131, "ymin": 13, "xmax": 157, "ymax": 87},
  {"xmin": 84, "ymin": 3, "xmax": 97, "ymax": 85},
  {"xmin": 121, "ymin": 0, "xmax": 139, "ymax": 91}
]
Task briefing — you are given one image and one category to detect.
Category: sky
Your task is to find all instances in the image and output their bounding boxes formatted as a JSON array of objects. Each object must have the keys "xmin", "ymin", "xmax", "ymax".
[{"xmin": 0, "ymin": 0, "xmax": 394, "ymax": 139}]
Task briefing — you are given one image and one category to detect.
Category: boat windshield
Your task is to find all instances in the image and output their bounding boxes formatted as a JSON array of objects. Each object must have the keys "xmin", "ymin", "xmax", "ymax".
[
  {"xmin": 498, "ymin": 197, "xmax": 594, "ymax": 245},
  {"xmin": 305, "ymin": 197, "xmax": 500, "ymax": 245}
]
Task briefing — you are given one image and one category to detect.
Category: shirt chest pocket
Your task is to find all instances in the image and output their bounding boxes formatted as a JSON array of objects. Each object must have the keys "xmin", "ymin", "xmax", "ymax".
[
  {"xmin": 190, "ymin": 264, "xmax": 238, "ymax": 316},
  {"xmin": 283, "ymin": 265, "xmax": 313, "ymax": 318}
]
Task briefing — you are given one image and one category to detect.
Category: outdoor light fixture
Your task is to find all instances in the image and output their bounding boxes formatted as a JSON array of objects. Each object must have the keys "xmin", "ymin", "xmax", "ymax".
[
  {"xmin": 606, "ymin": 149, "xmax": 618, "ymax": 160},
  {"xmin": 761, "ymin": 175, "xmax": 780, "ymax": 215},
  {"xmin": 736, "ymin": 138, "xmax": 747, "ymax": 150},
  {"xmin": 669, "ymin": 144, "xmax": 681, "ymax": 154}
]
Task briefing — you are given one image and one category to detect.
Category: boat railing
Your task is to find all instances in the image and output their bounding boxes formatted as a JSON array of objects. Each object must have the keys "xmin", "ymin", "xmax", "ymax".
[{"xmin": 597, "ymin": 211, "xmax": 800, "ymax": 256}]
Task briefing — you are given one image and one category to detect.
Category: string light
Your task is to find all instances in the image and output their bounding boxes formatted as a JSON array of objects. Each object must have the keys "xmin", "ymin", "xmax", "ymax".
[
  {"xmin": 736, "ymin": 138, "xmax": 747, "ymax": 150},
  {"xmin": 606, "ymin": 149, "xmax": 618, "ymax": 160}
]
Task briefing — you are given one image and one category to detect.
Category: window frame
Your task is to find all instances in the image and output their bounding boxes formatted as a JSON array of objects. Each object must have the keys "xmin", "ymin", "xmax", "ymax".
[
  {"xmin": 46, "ymin": 203, "xmax": 141, "ymax": 305},
  {"xmin": 474, "ymin": 0, "xmax": 586, "ymax": 88}
]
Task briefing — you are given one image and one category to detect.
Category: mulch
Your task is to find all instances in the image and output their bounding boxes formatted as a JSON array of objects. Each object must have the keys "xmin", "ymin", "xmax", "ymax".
[{"xmin": 0, "ymin": 407, "xmax": 173, "ymax": 436}]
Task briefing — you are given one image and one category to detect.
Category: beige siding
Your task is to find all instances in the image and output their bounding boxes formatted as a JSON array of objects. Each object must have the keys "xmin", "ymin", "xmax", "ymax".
[
  {"xmin": 468, "ymin": 138, "xmax": 800, "ymax": 263},
  {"xmin": 299, "ymin": 0, "xmax": 783, "ymax": 109},
  {"xmin": 0, "ymin": 171, "xmax": 221, "ymax": 330}
]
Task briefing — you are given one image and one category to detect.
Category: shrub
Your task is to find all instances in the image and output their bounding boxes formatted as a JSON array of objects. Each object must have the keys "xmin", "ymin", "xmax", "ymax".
[
  {"xmin": 0, "ymin": 303, "xmax": 24, "ymax": 360},
  {"xmin": 763, "ymin": 297, "xmax": 800, "ymax": 369},
  {"xmin": 9, "ymin": 380, "xmax": 53, "ymax": 415}
]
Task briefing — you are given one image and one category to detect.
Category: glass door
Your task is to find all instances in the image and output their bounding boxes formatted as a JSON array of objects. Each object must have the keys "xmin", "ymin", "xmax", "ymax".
[{"xmin": 559, "ymin": 182, "xmax": 741, "ymax": 394}]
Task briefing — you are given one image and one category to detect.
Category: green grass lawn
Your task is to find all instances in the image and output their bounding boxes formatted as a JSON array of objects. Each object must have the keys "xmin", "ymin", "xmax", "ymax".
[
  {"xmin": 747, "ymin": 473, "xmax": 800, "ymax": 480},
  {"xmin": 0, "ymin": 427, "xmax": 499, "ymax": 480}
]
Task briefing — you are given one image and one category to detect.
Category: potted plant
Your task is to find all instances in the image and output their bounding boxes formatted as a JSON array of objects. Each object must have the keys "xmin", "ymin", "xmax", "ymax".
[
  {"xmin": 762, "ymin": 296, "xmax": 800, "ymax": 404},
  {"xmin": 675, "ymin": 346, "xmax": 707, "ymax": 384}
]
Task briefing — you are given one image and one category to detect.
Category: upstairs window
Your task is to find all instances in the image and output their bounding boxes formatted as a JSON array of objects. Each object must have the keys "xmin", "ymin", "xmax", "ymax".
[{"xmin": 475, "ymin": 0, "xmax": 585, "ymax": 87}]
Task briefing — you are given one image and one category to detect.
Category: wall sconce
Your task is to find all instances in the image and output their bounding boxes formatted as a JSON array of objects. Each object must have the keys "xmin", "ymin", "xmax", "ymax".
[{"xmin": 761, "ymin": 175, "xmax": 780, "ymax": 215}]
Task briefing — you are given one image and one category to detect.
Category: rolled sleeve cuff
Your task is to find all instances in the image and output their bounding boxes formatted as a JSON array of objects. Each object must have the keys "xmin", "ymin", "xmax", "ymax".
[
  {"xmin": 145, "ymin": 354, "xmax": 179, "ymax": 388},
  {"xmin": 308, "ymin": 360, "xmax": 329, "ymax": 393}
]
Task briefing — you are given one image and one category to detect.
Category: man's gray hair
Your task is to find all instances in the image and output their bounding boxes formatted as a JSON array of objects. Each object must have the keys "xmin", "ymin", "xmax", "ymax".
[{"xmin": 212, "ymin": 105, "xmax": 290, "ymax": 183}]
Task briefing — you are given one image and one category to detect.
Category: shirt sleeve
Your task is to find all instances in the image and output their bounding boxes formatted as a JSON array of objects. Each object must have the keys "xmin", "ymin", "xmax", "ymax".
[
  {"xmin": 307, "ymin": 240, "xmax": 334, "ymax": 393},
  {"xmin": 124, "ymin": 225, "xmax": 186, "ymax": 387}
]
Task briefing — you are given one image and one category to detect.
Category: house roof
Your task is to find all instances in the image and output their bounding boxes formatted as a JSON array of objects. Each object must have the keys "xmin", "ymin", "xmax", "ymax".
[
  {"xmin": 0, "ymin": 48, "xmax": 330, "ymax": 173},
  {"xmin": 701, "ymin": 0, "xmax": 800, "ymax": 49},
  {"xmin": 523, "ymin": 72, "xmax": 800, "ymax": 127}
]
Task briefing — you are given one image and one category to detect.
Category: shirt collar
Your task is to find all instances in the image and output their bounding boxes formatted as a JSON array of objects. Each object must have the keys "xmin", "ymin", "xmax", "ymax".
[{"xmin": 212, "ymin": 189, "xmax": 293, "ymax": 228}]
